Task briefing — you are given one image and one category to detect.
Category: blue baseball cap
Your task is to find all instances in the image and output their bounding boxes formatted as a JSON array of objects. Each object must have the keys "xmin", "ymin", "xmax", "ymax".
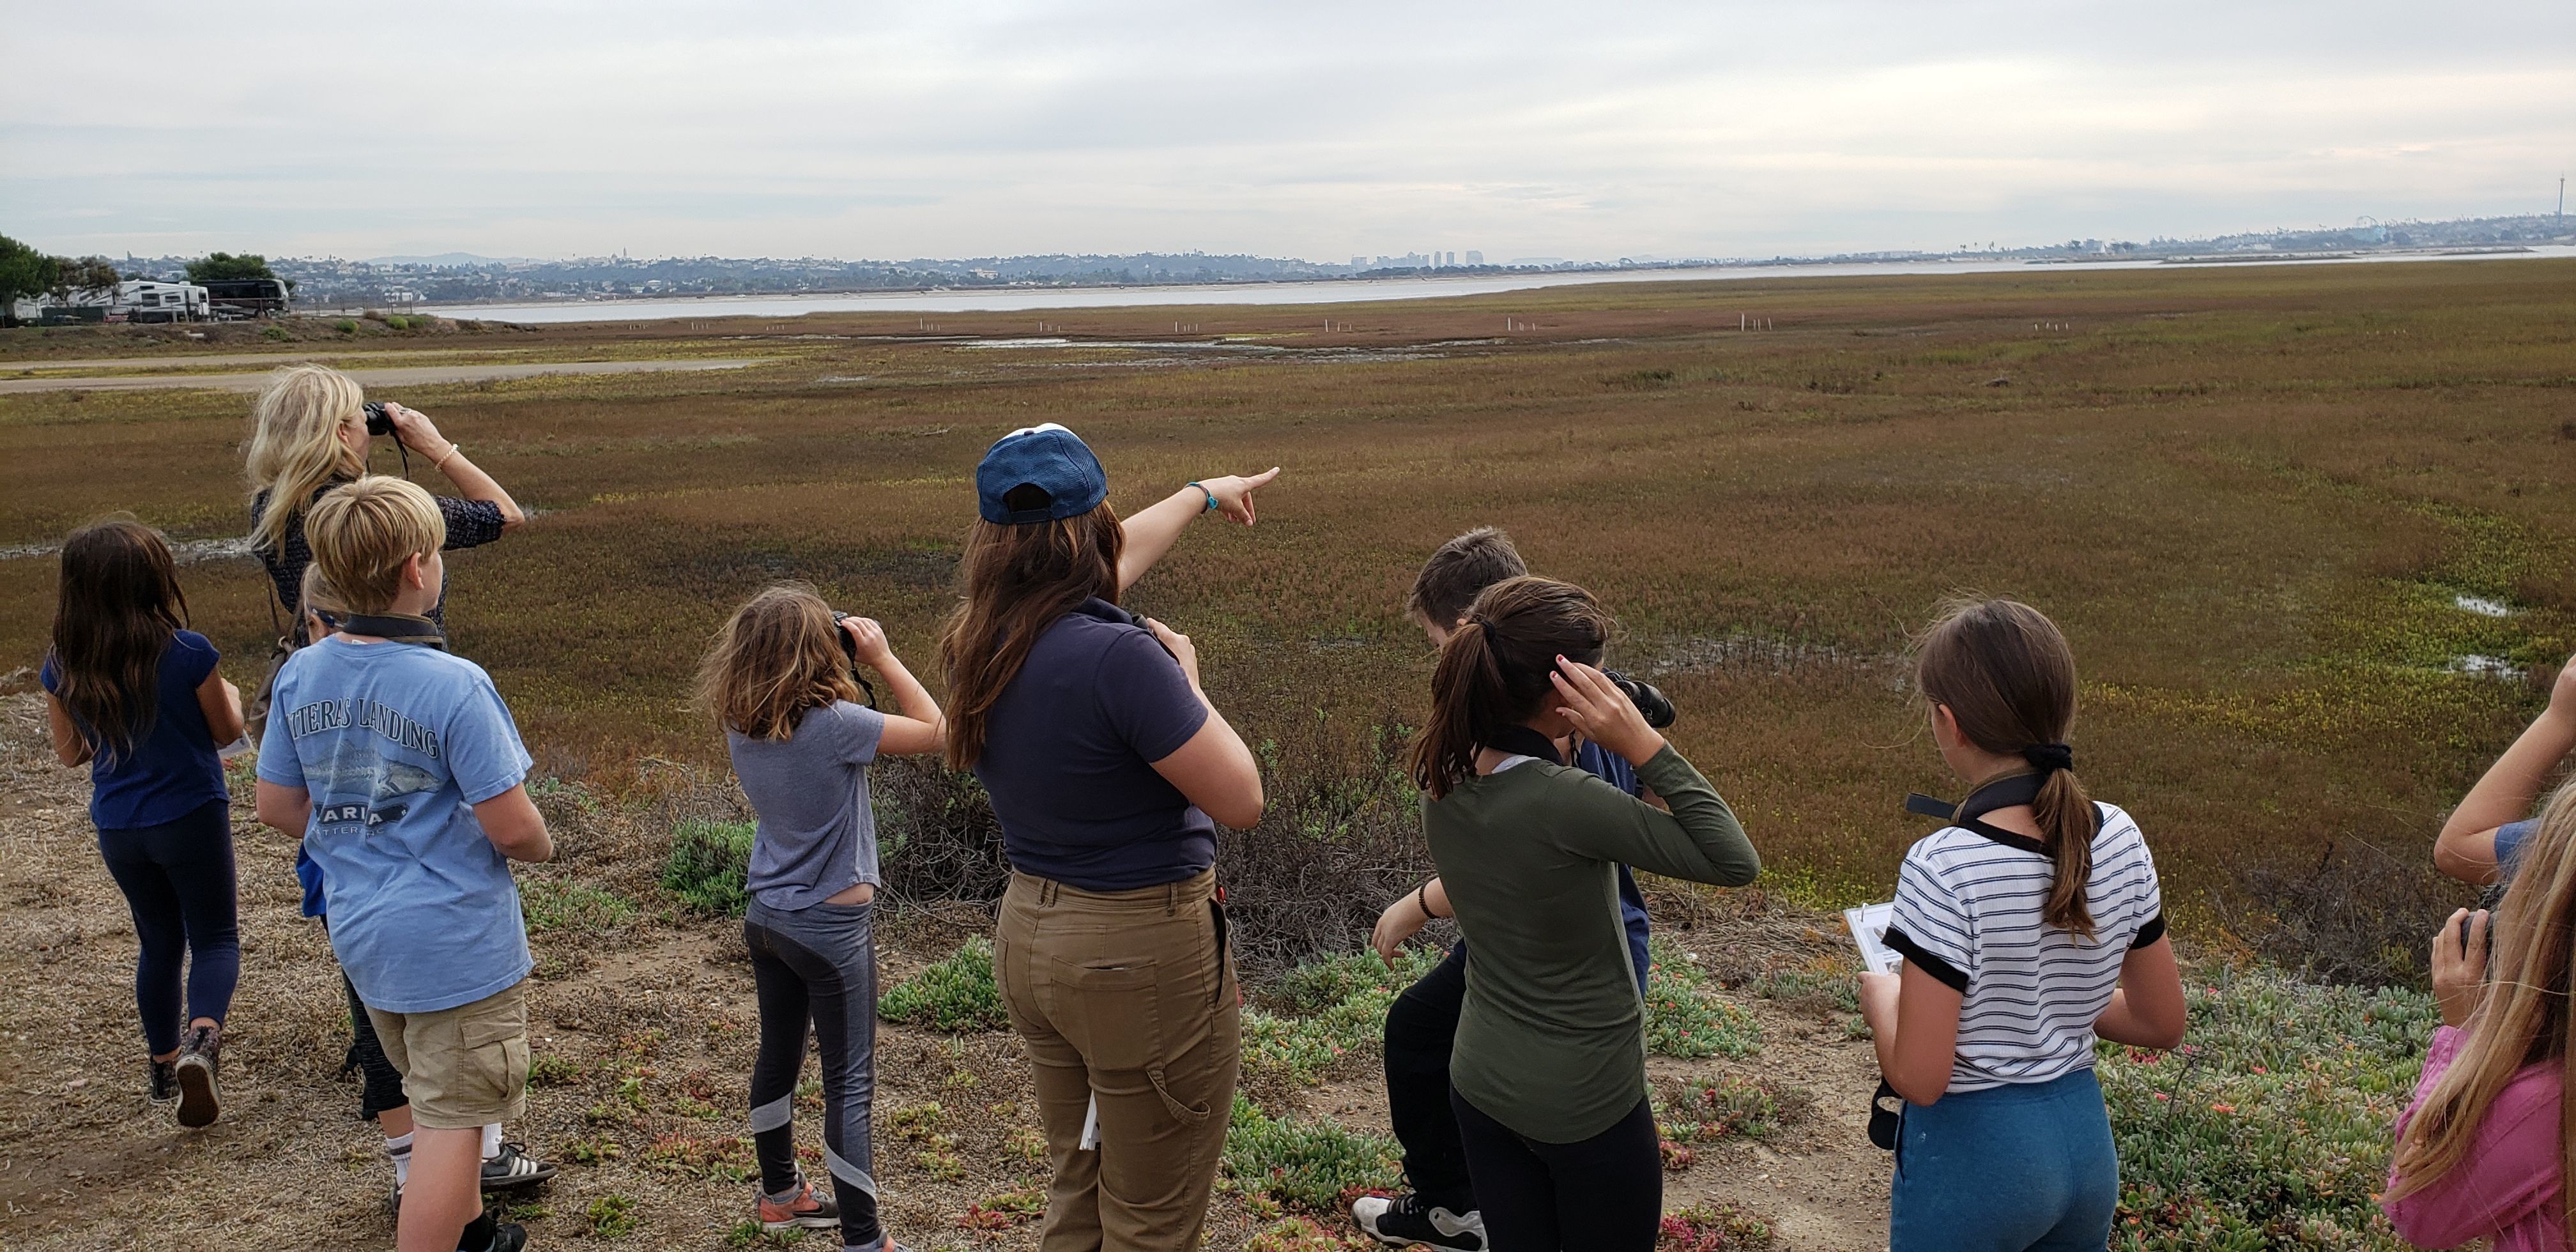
[{"xmin": 976, "ymin": 423, "xmax": 1110, "ymax": 524}]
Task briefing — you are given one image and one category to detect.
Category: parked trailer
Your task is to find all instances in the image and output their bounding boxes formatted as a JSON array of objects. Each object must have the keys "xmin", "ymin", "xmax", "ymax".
[
  {"xmin": 201, "ymin": 277, "xmax": 292, "ymax": 317},
  {"xmin": 114, "ymin": 280, "xmax": 212, "ymax": 323}
]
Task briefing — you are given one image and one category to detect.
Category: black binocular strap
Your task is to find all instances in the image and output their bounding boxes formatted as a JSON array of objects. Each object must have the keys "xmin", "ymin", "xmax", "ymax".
[{"xmin": 319, "ymin": 612, "xmax": 448, "ymax": 651}]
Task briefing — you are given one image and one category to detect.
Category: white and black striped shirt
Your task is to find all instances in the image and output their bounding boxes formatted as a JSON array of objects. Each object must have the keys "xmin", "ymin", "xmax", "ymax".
[{"xmin": 1883, "ymin": 802, "xmax": 2164, "ymax": 1094}]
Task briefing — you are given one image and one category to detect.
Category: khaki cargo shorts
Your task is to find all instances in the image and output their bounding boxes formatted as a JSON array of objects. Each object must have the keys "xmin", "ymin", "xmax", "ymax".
[{"xmin": 364, "ymin": 980, "xmax": 530, "ymax": 1129}]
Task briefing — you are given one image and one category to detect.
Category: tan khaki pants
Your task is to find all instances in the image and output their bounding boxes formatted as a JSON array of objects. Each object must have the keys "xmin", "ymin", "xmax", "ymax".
[
  {"xmin": 363, "ymin": 979, "xmax": 529, "ymax": 1130},
  {"xmin": 997, "ymin": 869, "xmax": 1240, "ymax": 1252}
]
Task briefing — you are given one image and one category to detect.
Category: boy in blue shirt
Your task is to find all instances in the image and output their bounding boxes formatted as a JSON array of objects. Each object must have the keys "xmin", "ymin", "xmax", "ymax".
[{"xmin": 256, "ymin": 476, "xmax": 552, "ymax": 1252}]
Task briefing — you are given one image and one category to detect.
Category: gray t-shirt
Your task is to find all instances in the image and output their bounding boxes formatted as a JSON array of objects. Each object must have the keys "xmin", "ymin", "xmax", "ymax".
[{"xmin": 727, "ymin": 700, "xmax": 887, "ymax": 910}]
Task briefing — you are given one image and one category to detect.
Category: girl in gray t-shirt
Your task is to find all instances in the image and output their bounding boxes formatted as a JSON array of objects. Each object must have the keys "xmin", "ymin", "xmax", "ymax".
[{"xmin": 698, "ymin": 584, "xmax": 944, "ymax": 1251}]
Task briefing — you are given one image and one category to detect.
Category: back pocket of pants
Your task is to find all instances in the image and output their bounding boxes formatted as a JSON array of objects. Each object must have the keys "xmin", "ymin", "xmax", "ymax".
[{"xmin": 1043, "ymin": 956, "xmax": 1165, "ymax": 1073}]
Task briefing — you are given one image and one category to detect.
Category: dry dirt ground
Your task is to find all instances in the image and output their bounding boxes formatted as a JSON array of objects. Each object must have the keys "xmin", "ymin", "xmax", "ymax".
[{"xmin": 0, "ymin": 692, "xmax": 1892, "ymax": 1251}]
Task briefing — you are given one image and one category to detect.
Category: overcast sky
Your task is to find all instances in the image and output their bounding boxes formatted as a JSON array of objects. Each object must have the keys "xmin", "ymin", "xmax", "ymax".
[{"xmin": 6, "ymin": 2, "xmax": 2570, "ymax": 263}]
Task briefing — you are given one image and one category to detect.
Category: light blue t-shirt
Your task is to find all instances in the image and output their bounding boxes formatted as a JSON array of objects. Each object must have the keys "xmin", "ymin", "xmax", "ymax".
[{"xmin": 256, "ymin": 635, "xmax": 534, "ymax": 1014}]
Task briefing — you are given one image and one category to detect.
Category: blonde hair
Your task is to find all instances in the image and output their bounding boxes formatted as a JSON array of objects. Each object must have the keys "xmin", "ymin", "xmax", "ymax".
[
  {"xmin": 2388, "ymin": 780, "xmax": 2576, "ymax": 1230},
  {"xmin": 306, "ymin": 476, "xmax": 444, "ymax": 614},
  {"xmin": 299, "ymin": 561, "xmax": 349, "ymax": 629},
  {"xmin": 695, "ymin": 583, "xmax": 861, "ymax": 741},
  {"xmin": 246, "ymin": 365, "xmax": 367, "ymax": 554}
]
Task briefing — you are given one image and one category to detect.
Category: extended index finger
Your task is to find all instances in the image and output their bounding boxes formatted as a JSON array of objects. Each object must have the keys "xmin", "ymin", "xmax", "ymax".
[{"xmin": 1243, "ymin": 466, "xmax": 1282, "ymax": 488}]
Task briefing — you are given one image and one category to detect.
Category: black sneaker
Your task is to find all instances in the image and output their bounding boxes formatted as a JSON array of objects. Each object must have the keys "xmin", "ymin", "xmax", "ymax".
[
  {"xmin": 461, "ymin": 1216, "xmax": 527, "ymax": 1252},
  {"xmin": 173, "ymin": 1023, "xmax": 222, "ymax": 1129},
  {"xmin": 481, "ymin": 1142, "xmax": 558, "ymax": 1192},
  {"xmin": 1352, "ymin": 1191, "xmax": 1486, "ymax": 1251}
]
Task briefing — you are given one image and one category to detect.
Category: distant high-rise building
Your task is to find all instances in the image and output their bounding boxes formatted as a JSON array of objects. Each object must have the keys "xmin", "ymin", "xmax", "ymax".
[
  {"xmin": 1466, "ymin": 250, "xmax": 1483, "ymax": 265},
  {"xmin": 1353, "ymin": 256, "xmax": 1367, "ymax": 268},
  {"xmin": 1445, "ymin": 251, "xmax": 1457, "ymax": 266}
]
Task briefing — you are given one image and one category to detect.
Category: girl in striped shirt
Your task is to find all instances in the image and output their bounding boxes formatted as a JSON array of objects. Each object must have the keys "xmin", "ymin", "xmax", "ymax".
[{"xmin": 1857, "ymin": 599, "xmax": 2187, "ymax": 1252}]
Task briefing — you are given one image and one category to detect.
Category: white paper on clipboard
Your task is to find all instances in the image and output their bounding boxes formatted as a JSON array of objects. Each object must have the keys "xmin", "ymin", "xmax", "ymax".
[
  {"xmin": 1078, "ymin": 1092, "xmax": 1101, "ymax": 1150},
  {"xmin": 1844, "ymin": 901, "xmax": 1899, "ymax": 975}
]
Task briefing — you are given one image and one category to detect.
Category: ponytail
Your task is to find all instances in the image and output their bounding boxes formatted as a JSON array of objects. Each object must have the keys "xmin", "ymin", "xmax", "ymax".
[
  {"xmin": 1406, "ymin": 577, "xmax": 1613, "ymax": 800},
  {"xmin": 1918, "ymin": 597, "xmax": 2097, "ymax": 940},
  {"xmin": 2030, "ymin": 761, "xmax": 2098, "ymax": 939}
]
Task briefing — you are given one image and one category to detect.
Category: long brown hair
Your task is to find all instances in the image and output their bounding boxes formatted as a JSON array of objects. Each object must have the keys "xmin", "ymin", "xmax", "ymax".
[
  {"xmin": 50, "ymin": 517, "xmax": 189, "ymax": 763},
  {"xmin": 938, "ymin": 503, "xmax": 1124, "ymax": 768},
  {"xmin": 2388, "ymin": 780, "xmax": 2576, "ymax": 1229},
  {"xmin": 695, "ymin": 583, "xmax": 862, "ymax": 741},
  {"xmin": 1407, "ymin": 576, "xmax": 1611, "ymax": 800},
  {"xmin": 1915, "ymin": 597, "xmax": 2098, "ymax": 938}
]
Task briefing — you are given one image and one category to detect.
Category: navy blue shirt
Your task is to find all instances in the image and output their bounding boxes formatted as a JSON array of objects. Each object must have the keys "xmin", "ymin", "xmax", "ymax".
[
  {"xmin": 1572, "ymin": 740, "xmax": 1656, "ymax": 993},
  {"xmin": 43, "ymin": 630, "xmax": 230, "ymax": 830},
  {"xmin": 976, "ymin": 599, "xmax": 1215, "ymax": 891},
  {"xmin": 2496, "ymin": 818, "xmax": 2539, "ymax": 874}
]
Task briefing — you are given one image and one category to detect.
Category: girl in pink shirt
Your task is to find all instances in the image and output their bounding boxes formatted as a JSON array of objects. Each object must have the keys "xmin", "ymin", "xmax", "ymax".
[{"xmin": 2383, "ymin": 785, "xmax": 2576, "ymax": 1252}]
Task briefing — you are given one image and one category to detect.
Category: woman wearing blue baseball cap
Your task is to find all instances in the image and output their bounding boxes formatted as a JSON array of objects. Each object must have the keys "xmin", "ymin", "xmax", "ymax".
[{"xmin": 940, "ymin": 423, "xmax": 1276, "ymax": 1252}]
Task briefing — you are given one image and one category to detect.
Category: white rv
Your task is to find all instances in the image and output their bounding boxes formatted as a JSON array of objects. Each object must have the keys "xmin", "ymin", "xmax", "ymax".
[{"xmin": 107, "ymin": 280, "xmax": 212, "ymax": 323}]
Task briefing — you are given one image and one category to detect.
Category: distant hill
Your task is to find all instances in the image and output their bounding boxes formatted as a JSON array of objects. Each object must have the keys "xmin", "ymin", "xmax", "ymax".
[{"xmin": 365, "ymin": 252, "xmax": 540, "ymax": 267}]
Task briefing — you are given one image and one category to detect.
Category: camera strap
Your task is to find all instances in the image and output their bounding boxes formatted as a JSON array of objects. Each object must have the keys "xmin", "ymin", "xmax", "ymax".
[
  {"xmin": 318, "ymin": 611, "xmax": 448, "ymax": 651},
  {"xmin": 1485, "ymin": 724, "xmax": 1565, "ymax": 767}
]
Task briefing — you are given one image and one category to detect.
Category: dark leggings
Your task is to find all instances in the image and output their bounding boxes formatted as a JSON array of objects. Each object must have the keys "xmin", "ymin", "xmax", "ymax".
[
  {"xmin": 1451, "ymin": 1089, "xmax": 1662, "ymax": 1252},
  {"xmin": 96, "ymin": 800, "xmax": 240, "ymax": 1057},
  {"xmin": 1384, "ymin": 943, "xmax": 1475, "ymax": 1211},
  {"xmin": 746, "ymin": 899, "xmax": 880, "ymax": 1249},
  {"xmin": 343, "ymin": 972, "xmax": 409, "ymax": 1118}
]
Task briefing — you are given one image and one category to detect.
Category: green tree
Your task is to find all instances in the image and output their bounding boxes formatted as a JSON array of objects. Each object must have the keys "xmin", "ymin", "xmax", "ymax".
[
  {"xmin": 47, "ymin": 256, "xmax": 119, "ymax": 301},
  {"xmin": 186, "ymin": 252, "xmax": 277, "ymax": 282},
  {"xmin": 0, "ymin": 234, "xmax": 60, "ymax": 317}
]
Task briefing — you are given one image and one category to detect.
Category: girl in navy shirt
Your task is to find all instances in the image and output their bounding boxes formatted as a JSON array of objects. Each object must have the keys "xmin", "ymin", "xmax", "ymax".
[{"xmin": 42, "ymin": 517, "xmax": 245, "ymax": 1127}]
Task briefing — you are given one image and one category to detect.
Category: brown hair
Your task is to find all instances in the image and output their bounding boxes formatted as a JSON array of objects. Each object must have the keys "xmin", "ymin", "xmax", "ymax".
[
  {"xmin": 2388, "ymin": 779, "xmax": 2576, "ymax": 1231},
  {"xmin": 1915, "ymin": 597, "xmax": 2096, "ymax": 938},
  {"xmin": 49, "ymin": 517, "xmax": 188, "ymax": 764},
  {"xmin": 1407, "ymin": 526, "xmax": 1529, "ymax": 629},
  {"xmin": 306, "ymin": 475, "xmax": 445, "ymax": 613},
  {"xmin": 696, "ymin": 583, "xmax": 862, "ymax": 742},
  {"xmin": 1407, "ymin": 576, "xmax": 1611, "ymax": 800},
  {"xmin": 938, "ymin": 502, "xmax": 1124, "ymax": 768}
]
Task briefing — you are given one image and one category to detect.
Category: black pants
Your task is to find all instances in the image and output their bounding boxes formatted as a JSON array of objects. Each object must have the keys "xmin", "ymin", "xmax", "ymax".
[
  {"xmin": 1384, "ymin": 942, "xmax": 1475, "ymax": 1211},
  {"xmin": 96, "ymin": 799, "xmax": 241, "ymax": 1057},
  {"xmin": 342, "ymin": 972, "xmax": 409, "ymax": 1118},
  {"xmin": 745, "ymin": 900, "xmax": 880, "ymax": 1249},
  {"xmin": 1450, "ymin": 1088, "xmax": 1662, "ymax": 1252}
]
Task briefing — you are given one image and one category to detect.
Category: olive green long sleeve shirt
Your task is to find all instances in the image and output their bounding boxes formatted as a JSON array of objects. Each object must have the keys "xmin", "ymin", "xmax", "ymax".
[{"xmin": 1427, "ymin": 743, "xmax": 1758, "ymax": 1142}]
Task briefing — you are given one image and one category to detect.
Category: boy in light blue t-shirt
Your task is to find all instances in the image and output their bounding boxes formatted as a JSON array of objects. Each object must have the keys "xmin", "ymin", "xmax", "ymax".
[{"xmin": 256, "ymin": 477, "xmax": 551, "ymax": 1252}]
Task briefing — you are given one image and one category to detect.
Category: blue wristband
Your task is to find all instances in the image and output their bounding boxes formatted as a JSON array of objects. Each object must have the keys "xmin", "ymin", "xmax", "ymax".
[{"xmin": 1186, "ymin": 481, "xmax": 1218, "ymax": 512}]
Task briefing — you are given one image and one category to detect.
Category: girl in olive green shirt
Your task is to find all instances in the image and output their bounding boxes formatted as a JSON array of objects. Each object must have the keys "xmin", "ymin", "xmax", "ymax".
[{"xmin": 1409, "ymin": 576, "xmax": 1759, "ymax": 1252}]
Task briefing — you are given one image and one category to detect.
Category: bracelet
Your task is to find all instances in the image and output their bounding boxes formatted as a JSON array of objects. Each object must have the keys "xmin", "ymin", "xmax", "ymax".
[
  {"xmin": 434, "ymin": 443, "xmax": 462, "ymax": 470},
  {"xmin": 1185, "ymin": 481, "xmax": 1218, "ymax": 512},
  {"xmin": 1414, "ymin": 881, "xmax": 1434, "ymax": 919}
]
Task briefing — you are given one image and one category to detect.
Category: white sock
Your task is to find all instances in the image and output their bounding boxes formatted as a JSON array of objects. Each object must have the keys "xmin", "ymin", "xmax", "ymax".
[
  {"xmin": 384, "ymin": 1132, "xmax": 413, "ymax": 1187},
  {"xmin": 480, "ymin": 1123, "xmax": 502, "ymax": 1160}
]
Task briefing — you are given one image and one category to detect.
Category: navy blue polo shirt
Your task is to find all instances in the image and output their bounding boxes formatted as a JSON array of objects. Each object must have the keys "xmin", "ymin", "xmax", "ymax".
[
  {"xmin": 43, "ymin": 631, "xmax": 230, "ymax": 830},
  {"xmin": 976, "ymin": 599, "xmax": 1215, "ymax": 891}
]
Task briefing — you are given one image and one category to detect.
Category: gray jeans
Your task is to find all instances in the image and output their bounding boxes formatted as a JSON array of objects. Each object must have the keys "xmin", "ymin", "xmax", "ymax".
[{"xmin": 745, "ymin": 897, "xmax": 879, "ymax": 1247}]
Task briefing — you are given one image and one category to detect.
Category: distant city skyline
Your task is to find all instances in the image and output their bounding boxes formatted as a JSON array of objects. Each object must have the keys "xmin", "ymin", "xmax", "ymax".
[{"xmin": 5, "ymin": 3, "xmax": 2570, "ymax": 263}]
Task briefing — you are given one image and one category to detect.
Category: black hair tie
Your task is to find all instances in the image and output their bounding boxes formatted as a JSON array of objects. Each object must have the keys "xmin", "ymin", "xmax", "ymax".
[{"xmin": 2023, "ymin": 742, "xmax": 2074, "ymax": 774}]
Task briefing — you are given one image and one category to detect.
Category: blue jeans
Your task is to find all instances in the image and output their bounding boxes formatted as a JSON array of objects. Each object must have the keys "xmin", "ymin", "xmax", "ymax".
[
  {"xmin": 745, "ymin": 898, "xmax": 880, "ymax": 1249},
  {"xmin": 96, "ymin": 799, "xmax": 240, "ymax": 1056},
  {"xmin": 1890, "ymin": 1067, "xmax": 2117, "ymax": 1252}
]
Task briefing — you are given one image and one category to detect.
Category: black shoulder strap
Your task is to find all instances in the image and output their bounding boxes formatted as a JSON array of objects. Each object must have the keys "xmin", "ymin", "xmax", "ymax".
[
  {"xmin": 1903, "ymin": 777, "xmax": 2054, "ymax": 855},
  {"xmin": 319, "ymin": 612, "xmax": 448, "ymax": 652}
]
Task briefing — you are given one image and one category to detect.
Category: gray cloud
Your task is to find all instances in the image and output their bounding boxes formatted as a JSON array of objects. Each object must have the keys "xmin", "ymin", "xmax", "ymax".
[{"xmin": 4, "ymin": 1, "xmax": 2569, "ymax": 260}]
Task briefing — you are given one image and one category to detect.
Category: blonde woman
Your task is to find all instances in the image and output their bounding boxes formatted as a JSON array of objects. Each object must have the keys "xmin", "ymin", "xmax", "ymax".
[
  {"xmin": 2384, "ymin": 782, "xmax": 2576, "ymax": 1251},
  {"xmin": 245, "ymin": 363, "xmax": 523, "ymax": 629}
]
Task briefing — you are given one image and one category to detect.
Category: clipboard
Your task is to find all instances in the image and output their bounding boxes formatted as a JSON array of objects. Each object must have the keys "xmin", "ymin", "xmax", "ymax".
[{"xmin": 1844, "ymin": 901, "xmax": 1899, "ymax": 975}]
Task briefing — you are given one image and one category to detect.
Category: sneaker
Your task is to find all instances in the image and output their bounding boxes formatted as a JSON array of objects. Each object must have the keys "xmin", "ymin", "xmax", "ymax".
[
  {"xmin": 172, "ymin": 1023, "xmax": 222, "ymax": 1129},
  {"xmin": 148, "ymin": 1058, "xmax": 178, "ymax": 1104},
  {"xmin": 480, "ymin": 1142, "xmax": 558, "ymax": 1192},
  {"xmin": 758, "ymin": 1177, "xmax": 841, "ymax": 1232},
  {"xmin": 463, "ymin": 1219, "xmax": 528, "ymax": 1251},
  {"xmin": 1353, "ymin": 1191, "xmax": 1486, "ymax": 1251}
]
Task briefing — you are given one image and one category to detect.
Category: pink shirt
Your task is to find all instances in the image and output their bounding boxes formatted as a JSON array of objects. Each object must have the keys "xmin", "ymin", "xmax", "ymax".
[{"xmin": 2382, "ymin": 1025, "xmax": 2567, "ymax": 1252}]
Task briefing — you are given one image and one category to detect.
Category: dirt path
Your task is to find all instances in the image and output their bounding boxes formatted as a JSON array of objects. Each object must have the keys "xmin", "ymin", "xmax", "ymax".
[
  {"xmin": 0, "ymin": 358, "xmax": 778, "ymax": 394},
  {"xmin": 0, "ymin": 692, "xmax": 1889, "ymax": 1250}
]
